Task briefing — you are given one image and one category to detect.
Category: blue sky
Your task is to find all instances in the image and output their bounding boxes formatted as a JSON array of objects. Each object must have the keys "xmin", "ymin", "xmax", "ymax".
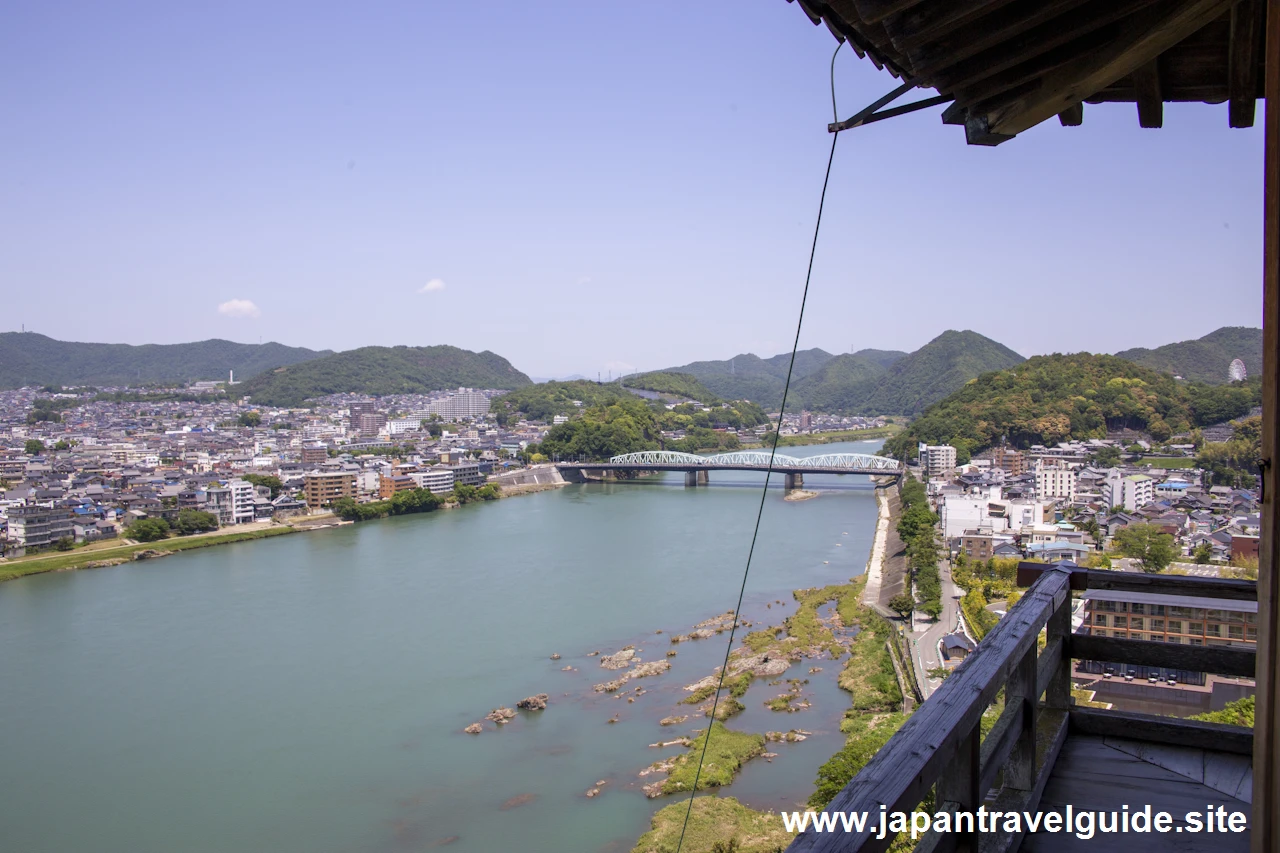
[{"xmin": 1, "ymin": 1, "xmax": 1265, "ymax": 378}]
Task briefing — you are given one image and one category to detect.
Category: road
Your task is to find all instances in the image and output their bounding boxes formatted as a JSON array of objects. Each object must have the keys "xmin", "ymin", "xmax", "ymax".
[{"xmin": 908, "ymin": 557, "xmax": 964, "ymax": 700}]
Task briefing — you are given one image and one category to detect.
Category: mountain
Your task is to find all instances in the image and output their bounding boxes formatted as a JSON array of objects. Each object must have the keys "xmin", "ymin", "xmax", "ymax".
[
  {"xmin": 1115, "ymin": 327, "xmax": 1263, "ymax": 384},
  {"xmin": 790, "ymin": 354, "xmax": 887, "ymax": 411},
  {"xmin": 234, "ymin": 345, "xmax": 532, "ymax": 407},
  {"xmin": 850, "ymin": 348, "xmax": 908, "ymax": 369},
  {"xmin": 635, "ymin": 348, "xmax": 835, "ymax": 408},
  {"xmin": 0, "ymin": 332, "xmax": 328, "ymax": 389},
  {"xmin": 854, "ymin": 330, "xmax": 1025, "ymax": 416},
  {"xmin": 882, "ymin": 353, "xmax": 1263, "ymax": 460},
  {"xmin": 621, "ymin": 372, "xmax": 719, "ymax": 402}
]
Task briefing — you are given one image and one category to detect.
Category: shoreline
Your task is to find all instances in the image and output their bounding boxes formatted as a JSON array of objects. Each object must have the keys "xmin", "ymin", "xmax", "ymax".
[{"xmin": 861, "ymin": 486, "xmax": 891, "ymax": 613}]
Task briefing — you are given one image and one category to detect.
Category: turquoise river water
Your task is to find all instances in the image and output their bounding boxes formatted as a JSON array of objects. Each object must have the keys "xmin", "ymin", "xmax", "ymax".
[{"xmin": 0, "ymin": 441, "xmax": 884, "ymax": 853}]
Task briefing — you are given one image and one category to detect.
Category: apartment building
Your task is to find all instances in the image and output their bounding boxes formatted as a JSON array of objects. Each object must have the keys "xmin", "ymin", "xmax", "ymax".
[
  {"xmin": 920, "ymin": 444, "xmax": 957, "ymax": 480},
  {"xmin": 379, "ymin": 474, "xmax": 418, "ymax": 499},
  {"xmin": 411, "ymin": 467, "xmax": 455, "ymax": 495},
  {"xmin": 989, "ymin": 446, "xmax": 1026, "ymax": 476},
  {"xmin": 301, "ymin": 445, "xmax": 328, "ymax": 465},
  {"xmin": 1078, "ymin": 589, "xmax": 1258, "ymax": 686},
  {"xmin": 303, "ymin": 471, "xmax": 358, "ymax": 507},
  {"xmin": 227, "ymin": 479, "xmax": 257, "ymax": 525},
  {"xmin": 1104, "ymin": 471, "xmax": 1155, "ymax": 511},
  {"xmin": 1034, "ymin": 459, "xmax": 1078, "ymax": 501},
  {"xmin": 5, "ymin": 504, "xmax": 74, "ymax": 548}
]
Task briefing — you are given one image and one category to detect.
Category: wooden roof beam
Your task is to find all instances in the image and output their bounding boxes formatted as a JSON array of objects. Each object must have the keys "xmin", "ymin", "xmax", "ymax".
[
  {"xmin": 928, "ymin": 0, "xmax": 1163, "ymax": 99},
  {"xmin": 1058, "ymin": 102, "xmax": 1085, "ymax": 125},
  {"xmin": 1132, "ymin": 58, "xmax": 1165, "ymax": 127},
  {"xmin": 906, "ymin": 0, "xmax": 1096, "ymax": 81},
  {"xmin": 1227, "ymin": 0, "xmax": 1262, "ymax": 127},
  {"xmin": 983, "ymin": 0, "xmax": 1236, "ymax": 138},
  {"xmin": 882, "ymin": 0, "xmax": 1020, "ymax": 53},
  {"xmin": 849, "ymin": 0, "xmax": 928, "ymax": 25}
]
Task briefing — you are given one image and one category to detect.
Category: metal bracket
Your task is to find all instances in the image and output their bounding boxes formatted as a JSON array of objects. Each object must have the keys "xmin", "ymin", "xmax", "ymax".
[{"xmin": 829, "ymin": 79, "xmax": 954, "ymax": 133}]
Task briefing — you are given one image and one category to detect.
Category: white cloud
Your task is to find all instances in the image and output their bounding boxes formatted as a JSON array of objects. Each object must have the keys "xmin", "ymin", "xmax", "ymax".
[
  {"xmin": 217, "ymin": 299, "xmax": 260, "ymax": 319},
  {"xmin": 419, "ymin": 278, "xmax": 447, "ymax": 294}
]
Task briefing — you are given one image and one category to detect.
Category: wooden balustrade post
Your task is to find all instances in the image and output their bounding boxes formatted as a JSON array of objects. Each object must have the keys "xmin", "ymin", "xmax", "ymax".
[
  {"xmin": 1045, "ymin": 581, "xmax": 1072, "ymax": 711},
  {"xmin": 937, "ymin": 724, "xmax": 980, "ymax": 853},
  {"xmin": 1006, "ymin": 643, "xmax": 1039, "ymax": 791}
]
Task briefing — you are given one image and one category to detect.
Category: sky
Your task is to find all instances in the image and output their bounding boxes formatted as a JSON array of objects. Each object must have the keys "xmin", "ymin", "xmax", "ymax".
[{"xmin": 1, "ymin": 1, "xmax": 1266, "ymax": 379}]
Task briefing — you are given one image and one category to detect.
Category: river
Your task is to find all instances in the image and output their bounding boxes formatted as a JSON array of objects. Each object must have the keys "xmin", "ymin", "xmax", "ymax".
[{"xmin": 0, "ymin": 440, "xmax": 884, "ymax": 853}]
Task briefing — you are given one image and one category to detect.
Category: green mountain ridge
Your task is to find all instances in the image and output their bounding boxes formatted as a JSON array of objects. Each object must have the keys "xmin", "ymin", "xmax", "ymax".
[
  {"xmin": 882, "ymin": 353, "xmax": 1263, "ymax": 460},
  {"xmin": 1114, "ymin": 326, "xmax": 1262, "ymax": 384},
  {"xmin": 234, "ymin": 345, "xmax": 532, "ymax": 407},
  {"xmin": 631, "ymin": 348, "xmax": 835, "ymax": 408},
  {"xmin": 0, "ymin": 333, "xmax": 329, "ymax": 389},
  {"xmin": 853, "ymin": 330, "xmax": 1026, "ymax": 416}
]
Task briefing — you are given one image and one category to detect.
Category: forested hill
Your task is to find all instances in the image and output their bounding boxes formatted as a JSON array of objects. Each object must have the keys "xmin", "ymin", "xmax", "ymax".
[
  {"xmin": 620, "ymin": 371, "xmax": 718, "ymax": 402},
  {"xmin": 0, "ymin": 333, "xmax": 328, "ymax": 389},
  {"xmin": 632, "ymin": 348, "xmax": 835, "ymax": 408},
  {"xmin": 882, "ymin": 353, "xmax": 1263, "ymax": 461},
  {"xmin": 790, "ymin": 330, "xmax": 1023, "ymax": 415},
  {"xmin": 234, "ymin": 345, "xmax": 531, "ymax": 407},
  {"xmin": 490, "ymin": 380, "xmax": 642, "ymax": 423},
  {"xmin": 1115, "ymin": 326, "xmax": 1262, "ymax": 384}
]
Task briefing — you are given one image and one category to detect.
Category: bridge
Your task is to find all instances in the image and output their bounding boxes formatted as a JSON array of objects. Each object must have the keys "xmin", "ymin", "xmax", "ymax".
[{"xmin": 557, "ymin": 450, "xmax": 902, "ymax": 489}]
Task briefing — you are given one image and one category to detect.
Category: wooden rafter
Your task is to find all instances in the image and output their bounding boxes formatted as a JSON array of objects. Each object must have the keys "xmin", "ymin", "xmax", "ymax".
[
  {"xmin": 1132, "ymin": 58, "xmax": 1164, "ymax": 127},
  {"xmin": 983, "ymin": 0, "xmax": 1235, "ymax": 137},
  {"xmin": 1227, "ymin": 0, "xmax": 1262, "ymax": 127}
]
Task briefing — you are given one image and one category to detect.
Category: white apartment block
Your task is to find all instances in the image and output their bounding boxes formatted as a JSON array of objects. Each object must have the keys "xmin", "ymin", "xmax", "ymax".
[
  {"xmin": 226, "ymin": 479, "xmax": 257, "ymax": 525},
  {"xmin": 1035, "ymin": 460, "xmax": 1078, "ymax": 501},
  {"xmin": 421, "ymin": 389, "xmax": 491, "ymax": 421},
  {"xmin": 920, "ymin": 444, "xmax": 958, "ymax": 480},
  {"xmin": 411, "ymin": 468, "xmax": 456, "ymax": 494},
  {"xmin": 1104, "ymin": 470, "xmax": 1155, "ymax": 511}
]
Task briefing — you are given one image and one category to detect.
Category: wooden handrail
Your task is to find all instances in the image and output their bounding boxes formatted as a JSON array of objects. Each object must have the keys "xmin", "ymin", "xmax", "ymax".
[
  {"xmin": 787, "ymin": 562, "xmax": 1260, "ymax": 853},
  {"xmin": 787, "ymin": 566, "xmax": 1074, "ymax": 853}
]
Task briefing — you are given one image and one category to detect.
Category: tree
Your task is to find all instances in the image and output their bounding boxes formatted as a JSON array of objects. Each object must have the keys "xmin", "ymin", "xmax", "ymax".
[
  {"xmin": 241, "ymin": 474, "xmax": 283, "ymax": 498},
  {"xmin": 174, "ymin": 509, "xmax": 220, "ymax": 535},
  {"xmin": 52, "ymin": 439, "xmax": 72, "ymax": 451},
  {"xmin": 1113, "ymin": 523, "xmax": 1177, "ymax": 573},
  {"xmin": 888, "ymin": 593, "xmax": 915, "ymax": 620},
  {"xmin": 1192, "ymin": 541, "xmax": 1213, "ymax": 564},
  {"xmin": 126, "ymin": 518, "xmax": 171, "ymax": 543},
  {"xmin": 238, "ymin": 411, "xmax": 263, "ymax": 427},
  {"xmin": 24, "ymin": 439, "xmax": 46, "ymax": 455},
  {"xmin": 54, "ymin": 536, "xmax": 75, "ymax": 551},
  {"xmin": 1090, "ymin": 445, "xmax": 1122, "ymax": 468}
]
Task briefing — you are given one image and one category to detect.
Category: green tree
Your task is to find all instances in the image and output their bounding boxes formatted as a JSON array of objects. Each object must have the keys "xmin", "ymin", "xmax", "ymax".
[
  {"xmin": 174, "ymin": 509, "xmax": 220, "ymax": 535},
  {"xmin": 888, "ymin": 593, "xmax": 915, "ymax": 620},
  {"xmin": 238, "ymin": 411, "xmax": 263, "ymax": 427},
  {"xmin": 126, "ymin": 518, "xmax": 171, "ymax": 543},
  {"xmin": 52, "ymin": 439, "xmax": 72, "ymax": 451},
  {"xmin": 1192, "ymin": 541, "xmax": 1213, "ymax": 564},
  {"xmin": 54, "ymin": 536, "xmax": 75, "ymax": 551},
  {"xmin": 1113, "ymin": 523, "xmax": 1177, "ymax": 573},
  {"xmin": 241, "ymin": 474, "xmax": 284, "ymax": 498},
  {"xmin": 24, "ymin": 439, "xmax": 46, "ymax": 455},
  {"xmin": 1091, "ymin": 446, "xmax": 1122, "ymax": 468}
]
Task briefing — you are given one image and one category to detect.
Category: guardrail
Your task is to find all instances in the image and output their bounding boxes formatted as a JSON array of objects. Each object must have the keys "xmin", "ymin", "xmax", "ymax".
[{"xmin": 786, "ymin": 564, "xmax": 1257, "ymax": 853}]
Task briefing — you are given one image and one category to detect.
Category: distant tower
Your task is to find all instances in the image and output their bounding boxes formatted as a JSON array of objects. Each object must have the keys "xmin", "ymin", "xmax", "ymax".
[{"xmin": 1228, "ymin": 359, "xmax": 1247, "ymax": 382}]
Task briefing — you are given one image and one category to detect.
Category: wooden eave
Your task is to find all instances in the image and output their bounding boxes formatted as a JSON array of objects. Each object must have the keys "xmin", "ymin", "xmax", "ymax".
[{"xmin": 789, "ymin": 0, "xmax": 1269, "ymax": 144}]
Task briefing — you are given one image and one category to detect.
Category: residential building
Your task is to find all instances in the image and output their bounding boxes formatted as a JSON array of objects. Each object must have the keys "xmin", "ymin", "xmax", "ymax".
[
  {"xmin": 1078, "ymin": 588, "xmax": 1258, "ymax": 685},
  {"xmin": 411, "ymin": 467, "xmax": 455, "ymax": 495},
  {"xmin": 920, "ymin": 444, "xmax": 957, "ymax": 480},
  {"xmin": 301, "ymin": 445, "xmax": 328, "ymax": 465},
  {"xmin": 1104, "ymin": 471, "xmax": 1155, "ymax": 511},
  {"xmin": 227, "ymin": 478, "xmax": 257, "ymax": 525},
  {"xmin": 447, "ymin": 460, "xmax": 484, "ymax": 487},
  {"xmin": 303, "ymin": 471, "xmax": 357, "ymax": 507},
  {"xmin": 989, "ymin": 446, "xmax": 1026, "ymax": 476},
  {"xmin": 424, "ymin": 389, "xmax": 491, "ymax": 421},
  {"xmin": 379, "ymin": 474, "xmax": 417, "ymax": 499},
  {"xmin": 960, "ymin": 529, "xmax": 995, "ymax": 561},
  {"xmin": 1034, "ymin": 459, "xmax": 1078, "ymax": 501},
  {"xmin": 5, "ymin": 504, "xmax": 74, "ymax": 549}
]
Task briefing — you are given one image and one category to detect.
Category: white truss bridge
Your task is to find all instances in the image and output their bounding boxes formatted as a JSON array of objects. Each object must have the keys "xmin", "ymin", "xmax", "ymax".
[{"xmin": 565, "ymin": 450, "xmax": 902, "ymax": 476}]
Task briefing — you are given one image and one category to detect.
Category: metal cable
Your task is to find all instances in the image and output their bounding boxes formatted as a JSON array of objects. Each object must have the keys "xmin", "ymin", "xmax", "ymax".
[{"xmin": 673, "ymin": 39, "xmax": 845, "ymax": 852}]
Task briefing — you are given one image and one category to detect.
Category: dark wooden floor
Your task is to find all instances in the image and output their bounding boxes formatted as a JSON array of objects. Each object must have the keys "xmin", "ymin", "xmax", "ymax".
[{"xmin": 1019, "ymin": 734, "xmax": 1252, "ymax": 852}]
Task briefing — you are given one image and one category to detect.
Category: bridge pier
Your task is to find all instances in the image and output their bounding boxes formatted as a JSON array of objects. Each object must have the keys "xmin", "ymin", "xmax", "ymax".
[
  {"xmin": 684, "ymin": 471, "xmax": 698, "ymax": 488},
  {"xmin": 697, "ymin": 470, "xmax": 709, "ymax": 485},
  {"xmin": 784, "ymin": 472, "xmax": 804, "ymax": 490}
]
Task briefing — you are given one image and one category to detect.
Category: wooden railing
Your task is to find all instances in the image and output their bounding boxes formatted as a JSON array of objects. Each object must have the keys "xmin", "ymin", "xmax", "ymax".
[{"xmin": 786, "ymin": 565, "xmax": 1258, "ymax": 853}]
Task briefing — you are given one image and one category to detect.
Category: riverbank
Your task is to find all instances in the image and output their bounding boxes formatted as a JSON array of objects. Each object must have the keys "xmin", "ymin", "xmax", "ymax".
[
  {"xmin": 768, "ymin": 425, "xmax": 902, "ymax": 448},
  {"xmin": 0, "ymin": 524, "xmax": 303, "ymax": 583}
]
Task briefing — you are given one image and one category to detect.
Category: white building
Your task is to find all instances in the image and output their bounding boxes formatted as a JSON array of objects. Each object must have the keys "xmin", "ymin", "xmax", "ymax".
[
  {"xmin": 1104, "ymin": 470, "xmax": 1155, "ymax": 511},
  {"xmin": 411, "ymin": 467, "xmax": 456, "ymax": 495},
  {"xmin": 920, "ymin": 444, "xmax": 958, "ymax": 480},
  {"xmin": 226, "ymin": 479, "xmax": 257, "ymax": 525},
  {"xmin": 1034, "ymin": 459, "xmax": 1078, "ymax": 501},
  {"xmin": 423, "ymin": 389, "xmax": 491, "ymax": 421}
]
